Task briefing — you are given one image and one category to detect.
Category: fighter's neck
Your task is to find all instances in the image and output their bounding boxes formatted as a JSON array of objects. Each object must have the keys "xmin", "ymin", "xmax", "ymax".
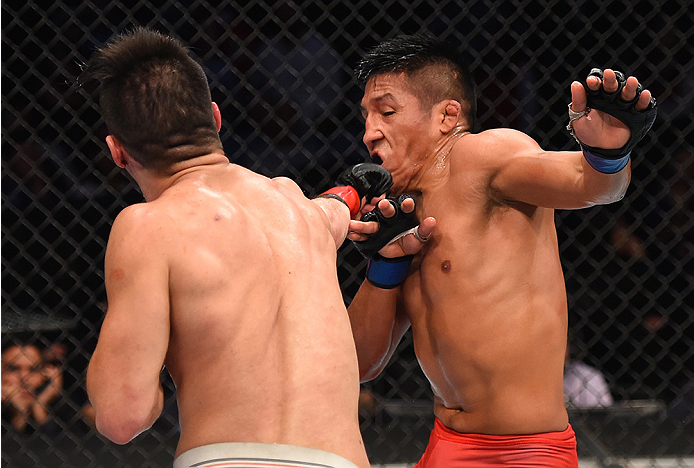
[
  {"xmin": 408, "ymin": 126, "xmax": 469, "ymax": 194},
  {"xmin": 136, "ymin": 152, "xmax": 230, "ymax": 202}
]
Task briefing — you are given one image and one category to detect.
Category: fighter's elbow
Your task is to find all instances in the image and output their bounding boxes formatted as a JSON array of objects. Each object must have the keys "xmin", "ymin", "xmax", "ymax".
[
  {"xmin": 95, "ymin": 412, "xmax": 142, "ymax": 444},
  {"xmin": 584, "ymin": 173, "xmax": 630, "ymax": 206},
  {"xmin": 613, "ymin": 188, "xmax": 628, "ymax": 203},
  {"xmin": 592, "ymin": 184, "xmax": 629, "ymax": 205},
  {"xmin": 611, "ymin": 176, "xmax": 630, "ymax": 202},
  {"xmin": 358, "ymin": 353, "xmax": 388, "ymax": 383},
  {"xmin": 93, "ymin": 398, "xmax": 160, "ymax": 444},
  {"xmin": 360, "ymin": 367, "xmax": 382, "ymax": 383}
]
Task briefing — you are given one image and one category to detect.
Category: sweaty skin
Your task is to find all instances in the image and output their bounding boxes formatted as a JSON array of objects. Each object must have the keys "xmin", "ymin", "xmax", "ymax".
[
  {"xmin": 349, "ymin": 70, "xmax": 650, "ymax": 435},
  {"xmin": 87, "ymin": 154, "xmax": 370, "ymax": 467}
]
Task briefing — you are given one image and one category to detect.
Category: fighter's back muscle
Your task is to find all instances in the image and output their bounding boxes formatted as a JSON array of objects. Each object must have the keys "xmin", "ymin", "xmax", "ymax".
[{"xmin": 135, "ymin": 166, "xmax": 359, "ymax": 451}]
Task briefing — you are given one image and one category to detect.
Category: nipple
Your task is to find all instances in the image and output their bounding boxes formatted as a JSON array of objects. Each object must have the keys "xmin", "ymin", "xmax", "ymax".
[{"xmin": 441, "ymin": 260, "xmax": 452, "ymax": 273}]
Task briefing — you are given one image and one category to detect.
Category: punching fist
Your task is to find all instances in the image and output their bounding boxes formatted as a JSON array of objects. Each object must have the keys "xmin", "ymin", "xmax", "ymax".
[
  {"xmin": 336, "ymin": 163, "xmax": 393, "ymax": 202},
  {"xmin": 319, "ymin": 163, "xmax": 392, "ymax": 218}
]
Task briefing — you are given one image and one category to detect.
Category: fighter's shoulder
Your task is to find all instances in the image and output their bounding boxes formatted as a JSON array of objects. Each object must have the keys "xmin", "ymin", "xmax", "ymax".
[
  {"xmin": 110, "ymin": 203, "xmax": 169, "ymax": 244},
  {"xmin": 104, "ymin": 205, "xmax": 167, "ymax": 269},
  {"xmin": 227, "ymin": 169, "xmax": 303, "ymax": 200},
  {"xmin": 112, "ymin": 203, "xmax": 155, "ymax": 229},
  {"xmin": 452, "ymin": 129, "xmax": 537, "ymax": 171},
  {"xmin": 267, "ymin": 175, "xmax": 323, "ymax": 212},
  {"xmin": 462, "ymin": 128, "xmax": 541, "ymax": 153},
  {"xmin": 269, "ymin": 175, "xmax": 304, "ymax": 196}
]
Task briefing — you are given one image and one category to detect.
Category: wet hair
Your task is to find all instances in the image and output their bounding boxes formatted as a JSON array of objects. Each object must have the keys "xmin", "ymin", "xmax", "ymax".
[
  {"xmin": 82, "ymin": 27, "xmax": 223, "ymax": 172},
  {"xmin": 356, "ymin": 34, "xmax": 477, "ymax": 130}
]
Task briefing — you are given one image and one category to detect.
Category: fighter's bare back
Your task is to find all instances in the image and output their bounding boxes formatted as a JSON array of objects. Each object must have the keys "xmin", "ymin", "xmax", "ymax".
[{"xmin": 103, "ymin": 163, "xmax": 369, "ymax": 466}]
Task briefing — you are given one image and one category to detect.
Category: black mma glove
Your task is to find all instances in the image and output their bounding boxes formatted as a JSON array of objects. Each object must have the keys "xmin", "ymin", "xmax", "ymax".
[
  {"xmin": 569, "ymin": 68, "xmax": 657, "ymax": 173},
  {"xmin": 354, "ymin": 194, "xmax": 419, "ymax": 260},
  {"xmin": 354, "ymin": 194, "xmax": 421, "ymax": 289},
  {"xmin": 319, "ymin": 163, "xmax": 392, "ymax": 218},
  {"xmin": 336, "ymin": 163, "xmax": 393, "ymax": 202}
]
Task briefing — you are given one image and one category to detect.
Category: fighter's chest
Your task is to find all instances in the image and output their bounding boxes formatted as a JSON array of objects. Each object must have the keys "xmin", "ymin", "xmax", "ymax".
[{"xmin": 414, "ymin": 189, "xmax": 484, "ymax": 256}]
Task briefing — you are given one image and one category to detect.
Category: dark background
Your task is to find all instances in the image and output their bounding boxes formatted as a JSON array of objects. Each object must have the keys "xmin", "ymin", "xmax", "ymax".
[{"xmin": 2, "ymin": 0, "xmax": 692, "ymax": 466}]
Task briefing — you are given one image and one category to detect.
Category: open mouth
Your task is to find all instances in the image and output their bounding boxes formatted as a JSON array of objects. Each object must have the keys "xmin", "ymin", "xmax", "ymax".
[{"xmin": 370, "ymin": 154, "xmax": 383, "ymax": 165}]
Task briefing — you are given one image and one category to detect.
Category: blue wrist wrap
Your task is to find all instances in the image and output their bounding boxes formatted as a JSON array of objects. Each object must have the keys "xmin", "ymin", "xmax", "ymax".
[
  {"xmin": 582, "ymin": 148, "xmax": 630, "ymax": 174},
  {"xmin": 366, "ymin": 256, "xmax": 414, "ymax": 289}
]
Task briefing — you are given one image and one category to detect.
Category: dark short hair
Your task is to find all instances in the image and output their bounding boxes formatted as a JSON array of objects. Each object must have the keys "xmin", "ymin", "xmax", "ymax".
[
  {"xmin": 82, "ymin": 27, "xmax": 222, "ymax": 172},
  {"xmin": 356, "ymin": 34, "xmax": 477, "ymax": 130}
]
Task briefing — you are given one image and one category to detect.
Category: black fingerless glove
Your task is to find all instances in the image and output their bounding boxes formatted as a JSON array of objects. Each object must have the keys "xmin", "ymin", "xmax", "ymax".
[
  {"xmin": 579, "ymin": 68, "xmax": 657, "ymax": 173},
  {"xmin": 353, "ymin": 194, "xmax": 419, "ymax": 260},
  {"xmin": 354, "ymin": 194, "xmax": 419, "ymax": 289}
]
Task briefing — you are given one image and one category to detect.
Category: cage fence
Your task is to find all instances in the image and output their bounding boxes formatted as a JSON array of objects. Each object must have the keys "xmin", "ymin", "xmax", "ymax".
[{"xmin": 2, "ymin": 0, "xmax": 693, "ymax": 466}]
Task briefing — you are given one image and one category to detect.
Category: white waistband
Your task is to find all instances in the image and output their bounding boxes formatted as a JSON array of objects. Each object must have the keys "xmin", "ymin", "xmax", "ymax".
[{"xmin": 173, "ymin": 442, "xmax": 360, "ymax": 468}]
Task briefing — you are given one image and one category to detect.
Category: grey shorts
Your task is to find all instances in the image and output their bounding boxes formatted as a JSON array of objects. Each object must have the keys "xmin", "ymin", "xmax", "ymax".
[{"xmin": 173, "ymin": 442, "xmax": 360, "ymax": 468}]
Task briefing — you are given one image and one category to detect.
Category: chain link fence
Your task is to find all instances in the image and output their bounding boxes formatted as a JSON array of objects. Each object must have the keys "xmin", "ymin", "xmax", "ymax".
[{"xmin": 2, "ymin": 0, "xmax": 692, "ymax": 466}]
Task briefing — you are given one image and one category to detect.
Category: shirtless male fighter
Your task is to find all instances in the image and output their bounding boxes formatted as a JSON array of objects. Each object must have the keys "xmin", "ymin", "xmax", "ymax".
[
  {"xmin": 347, "ymin": 34, "xmax": 656, "ymax": 466},
  {"xmin": 83, "ymin": 28, "xmax": 394, "ymax": 468}
]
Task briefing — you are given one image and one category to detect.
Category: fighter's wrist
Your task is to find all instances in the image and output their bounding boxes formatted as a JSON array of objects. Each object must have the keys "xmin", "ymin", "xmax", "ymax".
[
  {"xmin": 581, "ymin": 147, "xmax": 631, "ymax": 174},
  {"xmin": 366, "ymin": 255, "xmax": 414, "ymax": 289},
  {"xmin": 319, "ymin": 186, "xmax": 361, "ymax": 218}
]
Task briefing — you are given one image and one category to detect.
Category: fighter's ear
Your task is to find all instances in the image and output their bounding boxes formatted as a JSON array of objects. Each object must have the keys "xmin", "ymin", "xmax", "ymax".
[
  {"xmin": 438, "ymin": 100, "xmax": 462, "ymax": 134},
  {"xmin": 106, "ymin": 135, "xmax": 127, "ymax": 168},
  {"xmin": 212, "ymin": 102, "xmax": 222, "ymax": 132}
]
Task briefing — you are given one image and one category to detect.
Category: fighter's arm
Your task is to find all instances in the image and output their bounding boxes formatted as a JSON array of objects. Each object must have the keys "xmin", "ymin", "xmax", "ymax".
[
  {"xmin": 486, "ymin": 129, "xmax": 631, "ymax": 209},
  {"xmin": 311, "ymin": 163, "xmax": 393, "ymax": 248},
  {"xmin": 490, "ymin": 69, "xmax": 654, "ymax": 209},
  {"xmin": 311, "ymin": 196, "xmax": 351, "ymax": 248},
  {"xmin": 347, "ymin": 197, "xmax": 435, "ymax": 381},
  {"xmin": 348, "ymin": 281, "xmax": 411, "ymax": 381},
  {"xmin": 87, "ymin": 206, "xmax": 168, "ymax": 444}
]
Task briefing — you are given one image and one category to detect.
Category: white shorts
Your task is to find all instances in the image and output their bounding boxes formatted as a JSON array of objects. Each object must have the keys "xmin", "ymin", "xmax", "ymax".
[{"xmin": 173, "ymin": 442, "xmax": 360, "ymax": 468}]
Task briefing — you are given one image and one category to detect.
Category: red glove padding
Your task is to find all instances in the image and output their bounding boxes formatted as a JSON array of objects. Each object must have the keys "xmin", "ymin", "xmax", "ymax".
[
  {"xmin": 320, "ymin": 186, "xmax": 361, "ymax": 218},
  {"xmin": 319, "ymin": 163, "xmax": 393, "ymax": 219}
]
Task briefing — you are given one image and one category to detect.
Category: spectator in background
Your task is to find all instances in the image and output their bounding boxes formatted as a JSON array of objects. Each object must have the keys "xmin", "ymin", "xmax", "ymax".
[
  {"xmin": 1, "ymin": 342, "xmax": 64, "ymax": 433},
  {"xmin": 564, "ymin": 341, "xmax": 614, "ymax": 409}
]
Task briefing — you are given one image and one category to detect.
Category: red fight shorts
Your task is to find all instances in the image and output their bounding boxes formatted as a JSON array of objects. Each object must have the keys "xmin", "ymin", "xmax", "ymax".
[{"xmin": 414, "ymin": 418, "xmax": 578, "ymax": 468}]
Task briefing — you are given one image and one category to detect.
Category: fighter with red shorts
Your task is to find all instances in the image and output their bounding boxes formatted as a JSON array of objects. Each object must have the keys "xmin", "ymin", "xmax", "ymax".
[{"xmin": 347, "ymin": 35, "xmax": 656, "ymax": 467}]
